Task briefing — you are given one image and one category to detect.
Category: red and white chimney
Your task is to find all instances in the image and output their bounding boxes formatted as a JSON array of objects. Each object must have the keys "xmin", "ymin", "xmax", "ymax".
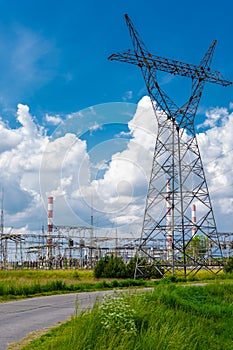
[
  {"xmin": 166, "ymin": 179, "xmax": 172, "ymax": 259},
  {"xmin": 47, "ymin": 196, "xmax": 53, "ymax": 235},
  {"xmin": 46, "ymin": 196, "xmax": 53, "ymax": 262},
  {"xmin": 192, "ymin": 203, "xmax": 197, "ymax": 236}
]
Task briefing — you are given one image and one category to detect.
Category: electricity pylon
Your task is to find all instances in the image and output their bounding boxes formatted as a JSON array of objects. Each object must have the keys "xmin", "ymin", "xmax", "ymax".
[{"xmin": 109, "ymin": 14, "xmax": 232, "ymax": 278}]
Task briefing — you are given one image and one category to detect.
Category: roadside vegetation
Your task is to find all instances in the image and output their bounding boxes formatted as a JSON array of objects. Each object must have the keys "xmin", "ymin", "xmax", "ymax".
[
  {"xmin": 1, "ymin": 255, "xmax": 233, "ymax": 301},
  {"xmin": 0, "ymin": 269, "xmax": 146, "ymax": 302},
  {"xmin": 3, "ymin": 257, "xmax": 233, "ymax": 348},
  {"xmin": 21, "ymin": 283, "xmax": 233, "ymax": 350}
]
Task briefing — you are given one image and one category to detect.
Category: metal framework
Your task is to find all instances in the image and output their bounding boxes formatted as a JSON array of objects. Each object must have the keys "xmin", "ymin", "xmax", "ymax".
[
  {"xmin": 0, "ymin": 229, "xmax": 233, "ymax": 270},
  {"xmin": 109, "ymin": 14, "xmax": 232, "ymax": 278},
  {"xmin": 0, "ymin": 226, "xmax": 138, "ymax": 270}
]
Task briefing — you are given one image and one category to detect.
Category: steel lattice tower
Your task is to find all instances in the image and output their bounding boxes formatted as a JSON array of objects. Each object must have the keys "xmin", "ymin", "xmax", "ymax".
[{"xmin": 109, "ymin": 14, "xmax": 232, "ymax": 278}]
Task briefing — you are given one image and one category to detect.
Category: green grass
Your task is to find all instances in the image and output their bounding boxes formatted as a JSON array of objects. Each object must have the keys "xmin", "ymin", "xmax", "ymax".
[
  {"xmin": 21, "ymin": 283, "xmax": 233, "ymax": 350},
  {"xmin": 0, "ymin": 269, "xmax": 94, "ymax": 281},
  {"xmin": 0, "ymin": 269, "xmax": 148, "ymax": 301},
  {"xmin": 1, "ymin": 269, "xmax": 233, "ymax": 302}
]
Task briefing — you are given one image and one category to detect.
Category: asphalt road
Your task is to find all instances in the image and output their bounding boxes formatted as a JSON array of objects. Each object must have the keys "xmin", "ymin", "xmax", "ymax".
[
  {"xmin": 0, "ymin": 288, "xmax": 153, "ymax": 350},
  {"xmin": 0, "ymin": 290, "xmax": 119, "ymax": 350}
]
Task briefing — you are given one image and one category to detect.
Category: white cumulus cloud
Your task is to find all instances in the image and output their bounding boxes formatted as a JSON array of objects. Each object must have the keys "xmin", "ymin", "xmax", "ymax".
[
  {"xmin": 0, "ymin": 98, "xmax": 232, "ymax": 238},
  {"xmin": 45, "ymin": 114, "xmax": 63, "ymax": 125},
  {"xmin": 198, "ymin": 107, "xmax": 233, "ymax": 231}
]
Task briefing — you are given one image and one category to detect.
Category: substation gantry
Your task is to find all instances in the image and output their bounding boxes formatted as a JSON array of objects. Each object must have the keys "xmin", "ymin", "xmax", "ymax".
[{"xmin": 109, "ymin": 14, "xmax": 232, "ymax": 278}]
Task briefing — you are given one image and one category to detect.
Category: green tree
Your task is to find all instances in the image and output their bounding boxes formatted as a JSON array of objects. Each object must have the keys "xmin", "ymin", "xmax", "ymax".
[
  {"xmin": 126, "ymin": 256, "xmax": 138, "ymax": 278},
  {"xmin": 94, "ymin": 255, "xmax": 109, "ymax": 278},
  {"xmin": 104, "ymin": 255, "xmax": 126, "ymax": 278},
  {"xmin": 186, "ymin": 235, "xmax": 208, "ymax": 260},
  {"xmin": 94, "ymin": 255, "xmax": 126, "ymax": 278},
  {"xmin": 94, "ymin": 255, "xmax": 164, "ymax": 279}
]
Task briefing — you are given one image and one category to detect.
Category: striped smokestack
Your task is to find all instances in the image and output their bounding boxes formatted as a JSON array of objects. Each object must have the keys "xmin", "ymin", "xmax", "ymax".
[
  {"xmin": 47, "ymin": 196, "xmax": 53, "ymax": 263},
  {"xmin": 192, "ymin": 203, "xmax": 197, "ymax": 236},
  {"xmin": 47, "ymin": 196, "xmax": 53, "ymax": 234}
]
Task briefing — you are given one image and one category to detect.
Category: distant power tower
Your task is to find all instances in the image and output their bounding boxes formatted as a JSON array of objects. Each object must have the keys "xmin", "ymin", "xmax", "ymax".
[{"xmin": 109, "ymin": 14, "xmax": 232, "ymax": 278}]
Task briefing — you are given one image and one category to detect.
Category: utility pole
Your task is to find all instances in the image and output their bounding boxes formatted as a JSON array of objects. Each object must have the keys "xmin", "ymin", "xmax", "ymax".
[{"xmin": 109, "ymin": 14, "xmax": 232, "ymax": 278}]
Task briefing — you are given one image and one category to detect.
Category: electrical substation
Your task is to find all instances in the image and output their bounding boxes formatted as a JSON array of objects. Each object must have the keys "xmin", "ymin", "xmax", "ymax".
[
  {"xmin": 0, "ymin": 15, "xmax": 233, "ymax": 276},
  {"xmin": 0, "ymin": 196, "xmax": 137, "ymax": 270}
]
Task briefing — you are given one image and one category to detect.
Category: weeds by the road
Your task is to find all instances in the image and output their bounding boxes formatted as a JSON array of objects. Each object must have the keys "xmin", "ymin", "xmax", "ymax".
[{"xmin": 21, "ymin": 283, "xmax": 233, "ymax": 350}]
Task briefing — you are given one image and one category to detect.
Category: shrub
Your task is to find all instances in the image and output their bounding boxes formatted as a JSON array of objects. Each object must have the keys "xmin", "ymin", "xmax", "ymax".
[
  {"xmin": 94, "ymin": 255, "xmax": 127, "ymax": 278},
  {"xmin": 94, "ymin": 255, "xmax": 164, "ymax": 279},
  {"xmin": 94, "ymin": 255, "xmax": 108, "ymax": 278},
  {"xmin": 224, "ymin": 257, "xmax": 233, "ymax": 273}
]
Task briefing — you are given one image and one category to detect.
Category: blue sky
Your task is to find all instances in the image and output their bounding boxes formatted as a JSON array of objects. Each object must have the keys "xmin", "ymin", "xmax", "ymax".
[
  {"xmin": 0, "ymin": 0, "xmax": 233, "ymax": 235},
  {"xmin": 0, "ymin": 0, "xmax": 232, "ymax": 124}
]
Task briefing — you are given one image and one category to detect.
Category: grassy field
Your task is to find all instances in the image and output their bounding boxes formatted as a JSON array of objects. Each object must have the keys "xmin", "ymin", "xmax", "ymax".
[
  {"xmin": 0, "ymin": 269, "xmax": 148, "ymax": 301},
  {"xmin": 19, "ymin": 283, "xmax": 233, "ymax": 350},
  {"xmin": 1, "ymin": 268, "xmax": 233, "ymax": 302}
]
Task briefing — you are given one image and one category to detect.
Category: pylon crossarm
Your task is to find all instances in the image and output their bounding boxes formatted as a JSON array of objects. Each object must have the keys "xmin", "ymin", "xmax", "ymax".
[
  {"xmin": 109, "ymin": 51, "xmax": 232, "ymax": 87},
  {"xmin": 147, "ymin": 54, "xmax": 231, "ymax": 86},
  {"xmin": 109, "ymin": 51, "xmax": 179, "ymax": 117},
  {"xmin": 108, "ymin": 51, "xmax": 143, "ymax": 66}
]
